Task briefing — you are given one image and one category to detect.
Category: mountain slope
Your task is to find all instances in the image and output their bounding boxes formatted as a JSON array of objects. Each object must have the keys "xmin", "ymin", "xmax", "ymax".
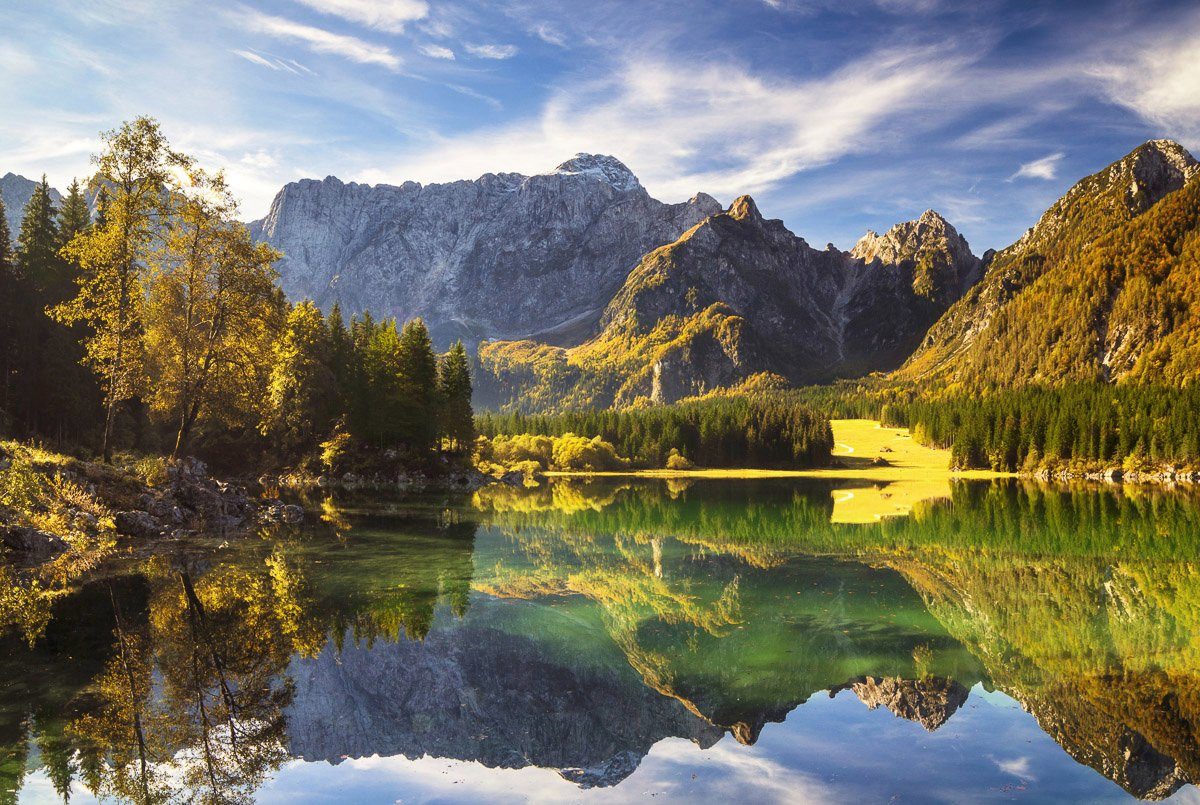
[
  {"xmin": 0, "ymin": 173, "xmax": 64, "ymax": 244},
  {"xmin": 250, "ymin": 154, "xmax": 721, "ymax": 347},
  {"xmin": 478, "ymin": 198, "xmax": 980, "ymax": 409},
  {"xmin": 900, "ymin": 139, "xmax": 1200, "ymax": 388}
]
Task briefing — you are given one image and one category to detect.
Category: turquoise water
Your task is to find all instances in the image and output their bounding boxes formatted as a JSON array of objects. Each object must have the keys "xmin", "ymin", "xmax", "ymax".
[{"xmin": 5, "ymin": 477, "xmax": 1200, "ymax": 803}]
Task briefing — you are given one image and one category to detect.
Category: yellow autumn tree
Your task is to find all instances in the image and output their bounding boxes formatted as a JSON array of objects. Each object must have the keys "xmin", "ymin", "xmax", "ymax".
[
  {"xmin": 52, "ymin": 117, "xmax": 191, "ymax": 461},
  {"xmin": 143, "ymin": 168, "xmax": 284, "ymax": 457}
]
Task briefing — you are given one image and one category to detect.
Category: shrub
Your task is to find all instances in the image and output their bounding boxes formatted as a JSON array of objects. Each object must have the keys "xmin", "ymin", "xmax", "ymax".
[{"xmin": 665, "ymin": 449, "xmax": 694, "ymax": 470}]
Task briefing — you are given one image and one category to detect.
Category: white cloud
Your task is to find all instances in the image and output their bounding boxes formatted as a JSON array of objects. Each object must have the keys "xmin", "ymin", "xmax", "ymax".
[
  {"xmin": 0, "ymin": 43, "xmax": 37, "ymax": 75},
  {"xmin": 418, "ymin": 43, "xmax": 456, "ymax": 60},
  {"xmin": 1093, "ymin": 18, "xmax": 1200, "ymax": 145},
  {"xmin": 243, "ymin": 11, "xmax": 402, "ymax": 70},
  {"xmin": 378, "ymin": 48, "xmax": 965, "ymax": 202},
  {"xmin": 532, "ymin": 23, "xmax": 567, "ymax": 47},
  {"xmin": 465, "ymin": 43, "xmax": 519, "ymax": 60},
  {"xmin": 288, "ymin": 0, "xmax": 428, "ymax": 33},
  {"xmin": 233, "ymin": 49, "xmax": 280, "ymax": 70},
  {"xmin": 994, "ymin": 755, "xmax": 1035, "ymax": 780},
  {"xmin": 1010, "ymin": 152, "xmax": 1064, "ymax": 181}
]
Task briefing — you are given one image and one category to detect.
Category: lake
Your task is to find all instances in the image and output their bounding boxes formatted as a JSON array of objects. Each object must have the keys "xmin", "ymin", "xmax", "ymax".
[{"xmin": 4, "ymin": 476, "xmax": 1200, "ymax": 803}]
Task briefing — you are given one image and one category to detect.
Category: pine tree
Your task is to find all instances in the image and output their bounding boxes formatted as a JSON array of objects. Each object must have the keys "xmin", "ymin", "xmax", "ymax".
[
  {"xmin": 438, "ymin": 340, "xmax": 474, "ymax": 452},
  {"xmin": 396, "ymin": 318, "xmax": 439, "ymax": 453},
  {"xmin": 361, "ymin": 319, "xmax": 405, "ymax": 446},
  {"xmin": 326, "ymin": 302, "xmax": 352, "ymax": 415},
  {"xmin": 0, "ymin": 196, "xmax": 18, "ymax": 427},
  {"xmin": 13, "ymin": 178, "xmax": 67, "ymax": 434},
  {"xmin": 57, "ymin": 177, "xmax": 92, "ymax": 246},
  {"xmin": 261, "ymin": 301, "xmax": 337, "ymax": 456},
  {"xmin": 16, "ymin": 176, "xmax": 61, "ymax": 295}
]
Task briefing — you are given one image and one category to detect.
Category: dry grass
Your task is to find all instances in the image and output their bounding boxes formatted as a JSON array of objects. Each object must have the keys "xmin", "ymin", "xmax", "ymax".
[{"xmin": 545, "ymin": 419, "xmax": 1012, "ymax": 523}]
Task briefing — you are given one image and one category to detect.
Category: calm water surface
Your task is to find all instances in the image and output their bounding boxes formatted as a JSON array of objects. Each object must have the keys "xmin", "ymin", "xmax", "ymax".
[{"xmin": 5, "ymin": 477, "xmax": 1200, "ymax": 803}]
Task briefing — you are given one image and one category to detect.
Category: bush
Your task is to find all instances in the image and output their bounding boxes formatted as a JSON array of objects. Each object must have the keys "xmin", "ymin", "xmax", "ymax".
[
  {"xmin": 665, "ymin": 448, "xmax": 694, "ymax": 470},
  {"xmin": 320, "ymin": 426, "xmax": 353, "ymax": 473},
  {"xmin": 550, "ymin": 434, "xmax": 628, "ymax": 472}
]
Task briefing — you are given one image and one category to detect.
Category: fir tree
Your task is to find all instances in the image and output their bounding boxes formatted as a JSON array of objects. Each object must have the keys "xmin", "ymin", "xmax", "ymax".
[
  {"xmin": 16, "ymin": 176, "xmax": 61, "ymax": 296},
  {"xmin": 396, "ymin": 318, "xmax": 439, "ymax": 452},
  {"xmin": 0, "ymin": 196, "xmax": 18, "ymax": 426},
  {"xmin": 438, "ymin": 340, "xmax": 474, "ymax": 452},
  {"xmin": 57, "ymin": 177, "xmax": 92, "ymax": 247},
  {"xmin": 326, "ymin": 302, "xmax": 352, "ymax": 415}
]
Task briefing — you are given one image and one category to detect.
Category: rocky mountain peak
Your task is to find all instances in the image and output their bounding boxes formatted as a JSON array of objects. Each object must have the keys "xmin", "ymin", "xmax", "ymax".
[
  {"xmin": 1138, "ymin": 138, "xmax": 1198, "ymax": 175},
  {"xmin": 1124, "ymin": 139, "xmax": 1199, "ymax": 212},
  {"xmin": 727, "ymin": 195, "xmax": 763, "ymax": 223},
  {"xmin": 917, "ymin": 208, "xmax": 951, "ymax": 226},
  {"xmin": 1, "ymin": 172, "xmax": 64, "ymax": 243},
  {"xmin": 1014, "ymin": 139, "xmax": 1200, "ymax": 252},
  {"xmin": 253, "ymin": 155, "xmax": 721, "ymax": 348},
  {"xmin": 833, "ymin": 675, "xmax": 970, "ymax": 732},
  {"xmin": 850, "ymin": 208, "xmax": 974, "ymax": 271},
  {"xmin": 552, "ymin": 153, "xmax": 641, "ymax": 192}
]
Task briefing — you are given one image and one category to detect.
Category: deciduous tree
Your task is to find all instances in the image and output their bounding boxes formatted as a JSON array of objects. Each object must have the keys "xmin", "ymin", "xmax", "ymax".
[
  {"xmin": 52, "ymin": 117, "xmax": 191, "ymax": 461},
  {"xmin": 144, "ymin": 169, "xmax": 284, "ymax": 457}
]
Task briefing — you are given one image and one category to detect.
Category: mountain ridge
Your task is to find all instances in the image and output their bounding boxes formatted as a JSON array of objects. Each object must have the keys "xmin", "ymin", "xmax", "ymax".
[
  {"xmin": 899, "ymin": 138, "xmax": 1200, "ymax": 388},
  {"xmin": 477, "ymin": 194, "xmax": 981, "ymax": 409},
  {"xmin": 249, "ymin": 154, "xmax": 723, "ymax": 347}
]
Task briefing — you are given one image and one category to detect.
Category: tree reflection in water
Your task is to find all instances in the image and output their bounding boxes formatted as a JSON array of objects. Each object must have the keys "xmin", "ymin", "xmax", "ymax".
[{"xmin": 2, "ymin": 480, "xmax": 1200, "ymax": 801}]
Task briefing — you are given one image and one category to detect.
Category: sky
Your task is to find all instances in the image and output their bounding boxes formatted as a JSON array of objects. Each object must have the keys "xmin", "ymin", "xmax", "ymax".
[{"xmin": 1, "ymin": 0, "xmax": 1198, "ymax": 252}]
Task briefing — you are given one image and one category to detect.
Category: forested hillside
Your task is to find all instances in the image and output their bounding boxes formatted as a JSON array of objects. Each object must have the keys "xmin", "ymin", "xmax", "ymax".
[
  {"xmin": 901, "ymin": 139, "xmax": 1200, "ymax": 388},
  {"xmin": 882, "ymin": 385, "xmax": 1200, "ymax": 474}
]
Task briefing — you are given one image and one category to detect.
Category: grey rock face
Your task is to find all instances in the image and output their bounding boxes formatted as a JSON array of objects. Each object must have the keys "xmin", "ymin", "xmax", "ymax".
[
  {"xmin": 284, "ymin": 605, "xmax": 723, "ymax": 787},
  {"xmin": 1, "ymin": 173, "xmax": 63, "ymax": 244},
  {"xmin": 841, "ymin": 209, "xmax": 981, "ymax": 372},
  {"xmin": 552, "ymin": 196, "xmax": 981, "ymax": 406},
  {"xmin": 250, "ymin": 154, "xmax": 722, "ymax": 347}
]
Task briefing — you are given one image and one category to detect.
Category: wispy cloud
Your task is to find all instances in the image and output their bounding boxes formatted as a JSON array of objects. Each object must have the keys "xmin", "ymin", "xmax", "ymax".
[
  {"xmin": 287, "ymin": 0, "xmax": 428, "ymax": 33},
  {"xmin": 532, "ymin": 23, "xmax": 567, "ymax": 47},
  {"xmin": 243, "ymin": 11, "xmax": 402, "ymax": 70},
  {"xmin": 418, "ymin": 43, "xmax": 456, "ymax": 60},
  {"xmin": 464, "ymin": 43, "xmax": 519, "ymax": 59},
  {"xmin": 1092, "ymin": 14, "xmax": 1200, "ymax": 145},
  {"xmin": 377, "ymin": 48, "xmax": 967, "ymax": 201},
  {"xmin": 233, "ymin": 49, "xmax": 280, "ymax": 70},
  {"xmin": 1010, "ymin": 152, "xmax": 1064, "ymax": 180},
  {"xmin": 994, "ymin": 756, "xmax": 1035, "ymax": 779}
]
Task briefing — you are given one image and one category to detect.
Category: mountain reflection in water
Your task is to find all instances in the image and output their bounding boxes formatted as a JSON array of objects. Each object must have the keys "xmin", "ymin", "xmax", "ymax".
[{"xmin": 4, "ymin": 477, "xmax": 1200, "ymax": 803}]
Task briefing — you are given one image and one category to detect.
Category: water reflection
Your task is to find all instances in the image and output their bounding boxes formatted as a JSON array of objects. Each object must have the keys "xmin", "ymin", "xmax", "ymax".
[{"xmin": 3, "ymin": 479, "xmax": 1200, "ymax": 802}]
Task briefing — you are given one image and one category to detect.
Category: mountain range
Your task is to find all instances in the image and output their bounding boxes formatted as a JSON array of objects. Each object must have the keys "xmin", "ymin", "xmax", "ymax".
[
  {"xmin": 5, "ymin": 139, "xmax": 1196, "ymax": 410},
  {"xmin": 248, "ymin": 154, "xmax": 722, "ymax": 347}
]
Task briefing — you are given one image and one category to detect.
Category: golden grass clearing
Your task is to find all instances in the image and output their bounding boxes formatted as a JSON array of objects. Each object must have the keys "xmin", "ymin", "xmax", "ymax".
[{"xmin": 545, "ymin": 419, "xmax": 1012, "ymax": 523}]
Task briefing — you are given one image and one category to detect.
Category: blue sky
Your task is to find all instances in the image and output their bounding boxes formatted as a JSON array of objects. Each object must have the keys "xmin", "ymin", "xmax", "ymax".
[{"xmin": 1, "ymin": 0, "xmax": 1198, "ymax": 252}]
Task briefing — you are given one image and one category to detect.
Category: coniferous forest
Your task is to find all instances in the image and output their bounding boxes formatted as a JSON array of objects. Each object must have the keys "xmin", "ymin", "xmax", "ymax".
[
  {"xmin": 476, "ymin": 394, "xmax": 833, "ymax": 469},
  {"xmin": 881, "ymin": 384, "xmax": 1200, "ymax": 474}
]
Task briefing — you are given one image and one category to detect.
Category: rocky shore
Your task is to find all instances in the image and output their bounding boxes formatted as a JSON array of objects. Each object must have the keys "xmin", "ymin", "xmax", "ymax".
[
  {"xmin": 0, "ymin": 449, "xmax": 303, "ymax": 565},
  {"xmin": 1026, "ymin": 465, "xmax": 1200, "ymax": 485}
]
